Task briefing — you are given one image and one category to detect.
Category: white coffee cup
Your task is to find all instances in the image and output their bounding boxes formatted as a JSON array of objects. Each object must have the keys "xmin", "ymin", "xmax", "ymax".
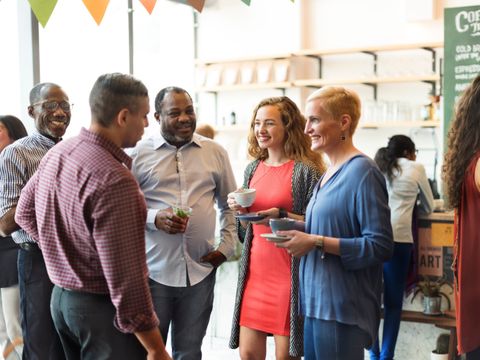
[{"xmin": 231, "ymin": 188, "xmax": 256, "ymax": 207}]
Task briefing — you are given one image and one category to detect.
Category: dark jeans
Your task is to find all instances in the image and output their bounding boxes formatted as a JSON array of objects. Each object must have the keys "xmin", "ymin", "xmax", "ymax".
[
  {"xmin": 149, "ymin": 270, "xmax": 215, "ymax": 360},
  {"xmin": 304, "ymin": 317, "xmax": 370, "ymax": 360},
  {"xmin": 17, "ymin": 246, "xmax": 64, "ymax": 360},
  {"xmin": 467, "ymin": 347, "xmax": 480, "ymax": 360},
  {"xmin": 50, "ymin": 286, "xmax": 146, "ymax": 360},
  {"xmin": 370, "ymin": 242, "xmax": 412, "ymax": 360}
]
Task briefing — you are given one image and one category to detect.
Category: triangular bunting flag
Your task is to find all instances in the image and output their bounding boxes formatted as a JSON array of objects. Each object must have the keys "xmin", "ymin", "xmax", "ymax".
[
  {"xmin": 139, "ymin": 0, "xmax": 157, "ymax": 14},
  {"xmin": 28, "ymin": 0, "xmax": 58, "ymax": 27},
  {"xmin": 82, "ymin": 0, "xmax": 110, "ymax": 25},
  {"xmin": 241, "ymin": 0, "xmax": 251, "ymax": 5},
  {"xmin": 187, "ymin": 0, "xmax": 205, "ymax": 12}
]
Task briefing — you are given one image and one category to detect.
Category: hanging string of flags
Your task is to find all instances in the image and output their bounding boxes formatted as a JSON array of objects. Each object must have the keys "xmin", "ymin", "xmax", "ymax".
[{"xmin": 27, "ymin": 0, "xmax": 295, "ymax": 27}]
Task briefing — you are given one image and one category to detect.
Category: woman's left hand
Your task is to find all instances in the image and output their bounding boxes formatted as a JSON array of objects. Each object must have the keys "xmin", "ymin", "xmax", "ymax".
[
  {"xmin": 252, "ymin": 207, "xmax": 281, "ymax": 225},
  {"xmin": 275, "ymin": 230, "xmax": 317, "ymax": 257}
]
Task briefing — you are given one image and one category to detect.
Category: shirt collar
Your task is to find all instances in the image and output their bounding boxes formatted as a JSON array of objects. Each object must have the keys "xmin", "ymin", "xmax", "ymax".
[
  {"xmin": 30, "ymin": 131, "xmax": 58, "ymax": 147},
  {"xmin": 152, "ymin": 133, "xmax": 202, "ymax": 150},
  {"xmin": 79, "ymin": 128, "xmax": 132, "ymax": 169}
]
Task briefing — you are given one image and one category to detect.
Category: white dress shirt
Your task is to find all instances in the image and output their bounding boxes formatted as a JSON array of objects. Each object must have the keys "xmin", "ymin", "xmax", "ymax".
[
  {"xmin": 130, "ymin": 134, "xmax": 237, "ymax": 287},
  {"xmin": 386, "ymin": 158, "xmax": 434, "ymax": 243}
]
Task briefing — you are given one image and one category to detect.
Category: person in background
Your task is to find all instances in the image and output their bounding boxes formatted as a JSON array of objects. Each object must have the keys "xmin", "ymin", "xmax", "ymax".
[
  {"xmin": 0, "ymin": 115, "xmax": 27, "ymax": 360},
  {"xmin": 370, "ymin": 134, "xmax": 434, "ymax": 360},
  {"xmin": 228, "ymin": 96, "xmax": 325, "ymax": 359},
  {"xmin": 442, "ymin": 74, "xmax": 480, "ymax": 360},
  {"xmin": 195, "ymin": 123, "xmax": 215, "ymax": 139},
  {"xmin": 0, "ymin": 83, "xmax": 70, "ymax": 360},
  {"xmin": 15, "ymin": 73, "xmax": 172, "ymax": 360},
  {"xmin": 277, "ymin": 86, "xmax": 393, "ymax": 360},
  {"xmin": 130, "ymin": 86, "xmax": 237, "ymax": 359}
]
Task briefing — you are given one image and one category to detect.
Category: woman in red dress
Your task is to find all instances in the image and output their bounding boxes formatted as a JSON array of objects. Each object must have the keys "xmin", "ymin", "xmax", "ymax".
[
  {"xmin": 443, "ymin": 74, "xmax": 480, "ymax": 359},
  {"xmin": 228, "ymin": 97, "xmax": 325, "ymax": 359}
]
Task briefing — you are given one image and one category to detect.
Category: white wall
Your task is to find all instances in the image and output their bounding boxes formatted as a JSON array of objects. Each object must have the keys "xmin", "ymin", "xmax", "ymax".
[
  {"xmin": 0, "ymin": 0, "xmax": 21, "ymax": 119},
  {"xmin": 1, "ymin": 0, "xmax": 194, "ymax": 139}
]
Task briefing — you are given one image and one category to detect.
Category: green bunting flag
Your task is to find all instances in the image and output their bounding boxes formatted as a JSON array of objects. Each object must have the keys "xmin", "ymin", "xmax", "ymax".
[{"xmin": 28, "ymin": 0, "xmax": 58, "ymax": 27}]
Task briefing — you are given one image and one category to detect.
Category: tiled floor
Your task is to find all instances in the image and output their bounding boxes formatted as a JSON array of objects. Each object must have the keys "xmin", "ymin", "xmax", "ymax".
[{"xmin": 201, "ymin": 335, "xmax": 275, "ymax": 360}]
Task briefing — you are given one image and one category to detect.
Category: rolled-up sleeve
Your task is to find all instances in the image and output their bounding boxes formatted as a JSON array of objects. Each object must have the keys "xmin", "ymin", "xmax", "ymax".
[
  {"xmin": 214, "ymin": 148, "xmax": 237, "ymax": 259},
  {"xmin": 0, "ymin": 147, "xmax": 27, "ymax": 216},
  {"xmin": 15, "ymin": 172, "xmax": 39, "ymax": 240}
]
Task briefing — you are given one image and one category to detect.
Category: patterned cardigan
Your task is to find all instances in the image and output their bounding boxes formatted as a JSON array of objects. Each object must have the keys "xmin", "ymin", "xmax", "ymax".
[{"xmin": 229, "ymin": 159, "xmax": 322, "ymax": 357}]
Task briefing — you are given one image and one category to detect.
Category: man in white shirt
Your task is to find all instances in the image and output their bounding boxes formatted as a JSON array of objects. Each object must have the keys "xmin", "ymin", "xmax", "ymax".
[{"xmin": 130, "ymin": 86, "xmax": 237, "ymax": 359}]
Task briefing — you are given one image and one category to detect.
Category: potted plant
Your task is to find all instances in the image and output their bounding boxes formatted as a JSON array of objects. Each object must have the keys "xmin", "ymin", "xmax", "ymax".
[
  {"xmin": 431, "ymin": 333, "xmax": 449, "ymax": 360},
  {"xmin": 411, "ymin": 275, "xmax": 454, "ymax": 315}
]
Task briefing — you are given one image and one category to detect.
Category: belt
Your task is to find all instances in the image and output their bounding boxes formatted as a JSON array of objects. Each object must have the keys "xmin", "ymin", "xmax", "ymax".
[{"xmin": 18, "ymin": 242, "xmax": 39, "ymax": 251}]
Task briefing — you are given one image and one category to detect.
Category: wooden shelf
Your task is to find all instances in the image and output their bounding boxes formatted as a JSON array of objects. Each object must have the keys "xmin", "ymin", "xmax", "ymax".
[
  {"xmin": 359, "ymin": 120, "xmax": 440, "ymax": 129},
  {"xmin": 294, "ymin": 74, "xmax": 440, "ymax": 88},
  {"xmin": 295, "ymin": 42, "xmax": 443, "ymax": 57},
  {"xmin": 195, "ymin": 42, "xmax": 443, "ymax": 66},
  {"xmin": 195, "ymin": 43, "xmax": 444, "ymax": 125},
  {"xmin": 195, "ymin": 53, "xmax": 293, "ymax": 66},
  {"xmin": 196, "ymin": 81, "xmax": 292, "ymax": 93}
]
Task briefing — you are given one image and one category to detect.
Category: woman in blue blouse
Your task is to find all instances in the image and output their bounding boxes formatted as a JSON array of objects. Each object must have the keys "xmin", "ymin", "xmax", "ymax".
[{"xmin": 277, "ymin": 87, "xmax": 394, "ymax": 360}]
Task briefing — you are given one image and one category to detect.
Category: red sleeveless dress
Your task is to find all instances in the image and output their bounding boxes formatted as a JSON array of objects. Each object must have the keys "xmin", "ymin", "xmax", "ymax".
[
  {"xmin": 239, "ymin": 160, "xmax": 294, "ymax": 335},
  {"xmin": 455, "ymin": 151, "xmax": 480, "ymax": 354}
]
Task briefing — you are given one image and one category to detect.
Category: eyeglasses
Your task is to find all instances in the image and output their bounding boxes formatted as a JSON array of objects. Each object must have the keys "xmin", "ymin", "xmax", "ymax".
[{"xmin": 32, "ymin": 100, "xmax": 72, "ymax": 112}]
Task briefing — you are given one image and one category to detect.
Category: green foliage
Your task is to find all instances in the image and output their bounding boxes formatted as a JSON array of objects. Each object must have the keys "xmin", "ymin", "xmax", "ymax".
[
  {"xmin": 433, "ymin": 333, "xmax": 450, "ymax": 354},
  {"xmin": 175, "ymin": 209, "xmax": 189, "ymax": 218},
  {"xmin": 411, "ymin": 275, "xmax": 454, "ymax": 310}
]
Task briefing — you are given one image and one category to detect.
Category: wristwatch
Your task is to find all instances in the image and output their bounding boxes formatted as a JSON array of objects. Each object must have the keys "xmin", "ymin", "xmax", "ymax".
[{"xmin": 278, "ymin": 207, "xmax": 288, "ymax": 218}]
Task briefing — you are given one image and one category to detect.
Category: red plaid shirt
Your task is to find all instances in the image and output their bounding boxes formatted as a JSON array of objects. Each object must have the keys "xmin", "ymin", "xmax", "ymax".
[{"xmin": 16, "ymin": 128, "xmax": 158, "ymax": 333}]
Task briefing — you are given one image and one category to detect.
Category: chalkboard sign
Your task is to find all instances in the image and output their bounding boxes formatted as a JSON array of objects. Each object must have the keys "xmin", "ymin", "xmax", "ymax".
[{"xmin": 444, "ymin": 5, "xmax": 480, "ymax": 145}]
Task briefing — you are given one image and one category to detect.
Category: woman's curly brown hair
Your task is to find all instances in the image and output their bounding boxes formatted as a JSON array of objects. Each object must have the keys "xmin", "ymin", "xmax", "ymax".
[
  {"xmin": 442, "ymin": 75, "xmax": 480, "ymax": 208},
  {"xmin": 247, "ymin": 96, "xmax": 326, "ymax": 173}
]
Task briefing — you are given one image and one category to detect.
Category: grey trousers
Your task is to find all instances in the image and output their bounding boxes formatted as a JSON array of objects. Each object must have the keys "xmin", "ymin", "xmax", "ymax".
[{"xmin": 50, "ymin": 286, "xmax": 146, "ymax": 360}]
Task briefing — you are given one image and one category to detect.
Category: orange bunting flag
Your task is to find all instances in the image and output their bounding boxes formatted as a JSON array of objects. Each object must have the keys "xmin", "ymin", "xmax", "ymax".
[
  {"xmin": 139, "ymin": 0, "xmax": 157, "ymax": 14},
  {"xmin": 28, "ymin": 0, "xmax": 58, "ymax": 27},
  {"xmin": 82, "ymin": 0, "xmax": 110, "ymax": 25},
  {"xmin": 187, "ymin": 0, "xmax": 205, "ymax": 12}
]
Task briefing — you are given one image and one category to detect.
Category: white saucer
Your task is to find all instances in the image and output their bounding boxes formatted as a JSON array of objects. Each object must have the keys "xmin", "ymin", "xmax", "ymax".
[{"xmin": 260, "ymin": 233, "xmax": 291, "ymax": 243}]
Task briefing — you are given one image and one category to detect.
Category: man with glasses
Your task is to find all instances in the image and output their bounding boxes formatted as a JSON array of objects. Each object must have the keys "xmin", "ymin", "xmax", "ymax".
[{"xmin": 0, "ymin": 82, "xmax": 70, "ymax": 359}]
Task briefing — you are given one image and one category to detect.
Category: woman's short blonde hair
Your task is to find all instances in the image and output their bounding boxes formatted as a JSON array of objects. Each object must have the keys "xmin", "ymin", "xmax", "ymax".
[{"xmin": 306, "ymin": 86, "xmax": 361, "ymax": 136}]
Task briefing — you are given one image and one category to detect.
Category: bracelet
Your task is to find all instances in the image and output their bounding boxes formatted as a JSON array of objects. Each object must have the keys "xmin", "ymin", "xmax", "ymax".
[
  {"xmin": 315, "ymin": 235, "xmax": 326, "ymax": 259},
  {"xmin": 278, "ymin": 207, "xmax": 288, "ymax": 218}
]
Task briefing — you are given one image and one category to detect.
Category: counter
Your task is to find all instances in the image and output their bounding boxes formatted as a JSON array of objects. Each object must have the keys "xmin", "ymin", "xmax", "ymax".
[{"xmin": 419, "ymin": 211, "xmax": 454, "ymax": 222}]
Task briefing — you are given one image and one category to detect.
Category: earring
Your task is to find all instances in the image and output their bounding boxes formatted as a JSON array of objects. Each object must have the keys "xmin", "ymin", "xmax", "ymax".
[{"xmin": 341, "ymin": 134, "xmax": 346, "ymax": 141}]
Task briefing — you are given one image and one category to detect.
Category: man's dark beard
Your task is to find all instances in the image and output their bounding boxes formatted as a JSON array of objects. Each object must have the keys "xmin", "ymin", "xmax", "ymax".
[{"xmin": 161, "ymin": 126, "xmax": 194, "ymax": 148}]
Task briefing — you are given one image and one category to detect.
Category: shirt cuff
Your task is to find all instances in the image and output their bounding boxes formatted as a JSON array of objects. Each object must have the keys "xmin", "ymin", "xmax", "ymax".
[
  {"xmin": 216, "ymin": 241, "xmax": 234, "ymax": 260},
  {"xmin": 114, "ymin": 311, "xmax": 160, "ymax": 333},
  {"xmin": 146, "ymin": 209, "xmax": 159, "ymax": 231}
]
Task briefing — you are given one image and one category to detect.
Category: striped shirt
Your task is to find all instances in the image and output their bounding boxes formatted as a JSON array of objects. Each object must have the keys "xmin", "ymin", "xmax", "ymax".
[
  {"xmin": 0, "ymin": 132, "xmax": 56, "ymax": 244},
  {"xmin": 15, "ymin": 128, "xmax": 159, "ymax": 333}
]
